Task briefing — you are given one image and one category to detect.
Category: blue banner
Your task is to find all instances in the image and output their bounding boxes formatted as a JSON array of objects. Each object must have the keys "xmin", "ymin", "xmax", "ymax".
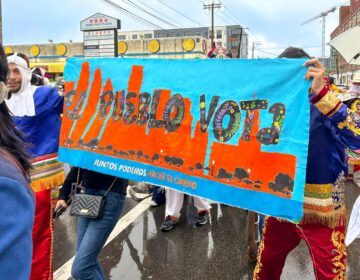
[{"xmin": 59, "ymin": 58, "xmax": 311, "ymax": 222}]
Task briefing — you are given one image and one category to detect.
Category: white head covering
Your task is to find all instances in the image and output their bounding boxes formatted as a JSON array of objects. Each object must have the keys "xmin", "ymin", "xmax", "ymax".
[{"xmin": 5, "ymin": 53, "xmax": 37, "ymax": 116}]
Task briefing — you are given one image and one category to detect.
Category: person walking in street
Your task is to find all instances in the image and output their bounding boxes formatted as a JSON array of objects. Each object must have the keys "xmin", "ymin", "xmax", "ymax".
[
  {"xmin": 0, "ymin": 45, "xmax": 35, "ymax": 280},
  {"xmin": 161, "ymin": 188, "xmax": 211, "ymax": 232},
  {"xmin": 5, "ymin": 52, "xmax": 64, "ymax": 280},
  {"xmin": 55, "ymin": 167, "xmax": 128, "ymax": 280},
  {"xmin": 150, "ymin": 185, "xmax": 166, "ymax": 207},
  {"xmin": 253, "ymin": 47, "xmax": 360, "ymax": 280}
]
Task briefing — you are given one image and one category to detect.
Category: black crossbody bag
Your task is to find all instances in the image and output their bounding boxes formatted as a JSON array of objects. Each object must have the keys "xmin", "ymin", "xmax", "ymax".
[{"xmin": 70, "ymin": 169, "xmax": 117, "ymax": 219}]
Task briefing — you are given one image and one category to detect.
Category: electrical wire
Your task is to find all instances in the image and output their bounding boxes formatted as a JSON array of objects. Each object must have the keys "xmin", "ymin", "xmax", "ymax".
[
  {"xmin": 260, "ymin": 46, "xmax": 321, "ymax": 50},
  {"xmin": 134, "ymin": 0, "xmax": 185, "ymax": 28},
  {"xmin": 118, "ymin": 0, "xmax": 182, "ymax": 29},
  {"xmin": 99, "ymin": 0, "xmax": 164, "ymax": 29},
  {"xmin": 215, "ymin": 10, "xmax": 235, "ymax": 26},
  {"xmin": 255, "ymin": 48, "xmax": 278, "ymax": 57},
  {"xmin": 157, "ymin": 0, "xmax": 204, "ymax": 27},
  {"xmin": 222, "ymin": 5, "xmax": 248, "ymax": 27}
]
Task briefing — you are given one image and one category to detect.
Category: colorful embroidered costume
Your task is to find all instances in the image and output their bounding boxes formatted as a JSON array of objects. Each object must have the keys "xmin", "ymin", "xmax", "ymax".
[
  {"xmin": 344, "ymin": 99, "xmax": 360, "ymax": 186},
  {"xmin": 7, "ymin": 85, "xmax": 63, "ymax": 280},
  {"xmin": 12, "ymin": 86, "xmax": 64, "ymax": 191},
  {"xmin": 254, "ymin": 80, "xmax": 360, "ymax": 280}
]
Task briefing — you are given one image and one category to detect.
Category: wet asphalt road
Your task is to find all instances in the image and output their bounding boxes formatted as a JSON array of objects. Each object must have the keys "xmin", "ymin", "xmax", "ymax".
[{"xmin": 53, "ymin": 181, "xmax": 360, "ymax": 280}]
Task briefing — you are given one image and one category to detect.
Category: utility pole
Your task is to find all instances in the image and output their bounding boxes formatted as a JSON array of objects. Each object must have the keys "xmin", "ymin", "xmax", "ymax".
[
  {"xmin": 237, "ymin": 27, "xmax": 243, "ymax": 58},
  {"xmin": 203, "ymin": 1, "xmax": 222, "ymax": 48},
  {"xmin": 251, "ymin": 41, "xmax": 261, "ymax": 59}
]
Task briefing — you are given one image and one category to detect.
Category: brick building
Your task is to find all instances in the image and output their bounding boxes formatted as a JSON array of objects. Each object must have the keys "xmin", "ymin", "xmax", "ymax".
[{"xmin": 330, "ymin": 0, "xmax": 360, "ymax": 85}]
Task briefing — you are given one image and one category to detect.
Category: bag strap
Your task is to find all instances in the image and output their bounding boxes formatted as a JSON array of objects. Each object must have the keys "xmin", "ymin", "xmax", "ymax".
[
  {"xmin": 71, "ymin": 168, "xmax": 82, "ymax": 194},
  {"xmin": 76, "ymin": 168, "xmax": 81, "ymax": 185},
  {"xmin": 72, "ymin": 168, "xmax": 117, "ymax": 198},
  {"xmin": 103, "ymin": 177, "xmax": 117, "ymax": 197}
]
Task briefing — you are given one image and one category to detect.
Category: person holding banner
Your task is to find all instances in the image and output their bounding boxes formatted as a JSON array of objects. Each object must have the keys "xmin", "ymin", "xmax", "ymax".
[
  {"xmin": 56, "ymin": 167, "xmax": 128, "ymax": 280},
  {"xmin": 5, "ymin": 52, "xmax": 64, "ymax": 280},
  {"xmin": 254, "ymin": 47, "xmax": 360, "ymax": 280},
  {"xmin": 0, "ymin": 45, "xmax": 35, "ymax": 280}
]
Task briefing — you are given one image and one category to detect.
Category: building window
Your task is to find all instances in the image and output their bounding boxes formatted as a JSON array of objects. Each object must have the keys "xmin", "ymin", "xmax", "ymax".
[
  {"xmin": 118, "ymin": 35, "xmax": 126, "ymax": 40},
  {"xmin": 231, "ymin": 41, "xmax": 238, "ymax": 48},
  {"xmin": 216, "ymin": 30, "xmax": 222, "ymax": 39},
  {"xmin": 132, "ymin": 34, "xmax": 138, "ymax": 40},
  {"xmin": 144, "ymin": 33, "xmax": 152, "ymax": 39},
  {"xmin": 229, "ymin": 28, "xmax": 242, "ymax": 39}
]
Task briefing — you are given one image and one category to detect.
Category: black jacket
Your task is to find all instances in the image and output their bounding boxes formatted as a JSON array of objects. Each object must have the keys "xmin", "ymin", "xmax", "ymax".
[{"xmin": 59, "ymin": 167, "xmax": 128, "ymax": 201}]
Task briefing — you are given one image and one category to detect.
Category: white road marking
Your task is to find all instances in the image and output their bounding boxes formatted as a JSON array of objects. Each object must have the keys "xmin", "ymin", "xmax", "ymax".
[{"xmin": 54, "ymin": 197, "xmax": 151, "ymax": 280}]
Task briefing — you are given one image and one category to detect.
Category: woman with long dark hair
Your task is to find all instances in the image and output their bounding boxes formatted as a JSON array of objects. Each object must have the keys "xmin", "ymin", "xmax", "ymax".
[{"xmin": 0, "ymin": 45, "xmax": 35, "ymax": 279}]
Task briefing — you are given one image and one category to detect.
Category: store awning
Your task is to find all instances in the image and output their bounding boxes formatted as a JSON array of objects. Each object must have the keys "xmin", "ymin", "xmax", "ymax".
[
  {"xmin": 328, "ymin": 25, "xmax": 360, "ymax": 66},
  {"xmin": 30, "ymin": 62, "xmax": 66, "ymax": 73}
]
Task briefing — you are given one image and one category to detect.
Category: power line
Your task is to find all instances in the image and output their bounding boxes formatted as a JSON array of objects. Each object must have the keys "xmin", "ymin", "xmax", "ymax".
[
  {"xmin": 255, "ymin": 48, "xmax": 278, "ymax": 57},
  {"xmin": 99, "ymin": 0, "xmax": 164, "ymax": 29},
  {"xmin": 260, "ymin": 45, "xmax": 321, "ymax": 50},
  {"xmin": 118, "ymin": 0, "xmax": 182, "ymax": 29},
  {"xmin": 157, "ymin": 0, "xmax": 204, "ymax": 27},
  {"xmin": 222, "ymin": 5, "xmax": 247, "ymax": 27},
  {"xmin": 216, "ymin": 10, "xmax": 235, "ymax": 26},
  {"xmin": 135, "ymin": 0, "xmax": 185, "ymax": 28}
]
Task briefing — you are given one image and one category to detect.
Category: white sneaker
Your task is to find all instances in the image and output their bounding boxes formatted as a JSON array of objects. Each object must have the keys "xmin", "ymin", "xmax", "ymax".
[{"xmin": 150, "ymin": 200, "xmax": 158, "ymax": 207}]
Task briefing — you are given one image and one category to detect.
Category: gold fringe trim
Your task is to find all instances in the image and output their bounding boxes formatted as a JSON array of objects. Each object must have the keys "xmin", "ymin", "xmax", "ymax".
[
  {"xmin": 30, "ymin": 172, "xmax": 64, "ymax": 193},
  {"xmin": 301, "ymin": 207, "xmax": 346, "ymax": 229}
]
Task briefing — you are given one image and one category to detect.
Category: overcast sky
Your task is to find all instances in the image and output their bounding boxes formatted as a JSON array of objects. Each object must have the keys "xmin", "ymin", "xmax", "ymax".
[{"xmin": 2, "ymin": 0, "xmax": 349, "ymax": 58}]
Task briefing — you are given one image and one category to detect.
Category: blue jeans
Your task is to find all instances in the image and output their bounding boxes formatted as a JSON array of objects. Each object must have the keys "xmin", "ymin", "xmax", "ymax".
[
  {"xmin": 151, "ymin": 185, "xmax": 165, "ymax": 205},
  {"xmin": 71, "ymin": 189, "xmax": 126, "ymax": 280}
]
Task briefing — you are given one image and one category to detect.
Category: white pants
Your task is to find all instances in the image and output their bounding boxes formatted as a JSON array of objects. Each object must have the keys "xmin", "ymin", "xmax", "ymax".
[{"xmin": 165, "ymin": 188, "xmax": 211, "ymax": 218}]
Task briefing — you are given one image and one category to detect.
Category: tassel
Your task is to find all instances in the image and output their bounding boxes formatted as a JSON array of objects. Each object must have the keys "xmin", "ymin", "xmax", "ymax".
[
  {"xmin": 301, "ymin": 207, "xmax": 346, "ymax": 228},
  {"xmin": 30, "ymin": 172, "xmax": 64, "ymax": 192}
]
